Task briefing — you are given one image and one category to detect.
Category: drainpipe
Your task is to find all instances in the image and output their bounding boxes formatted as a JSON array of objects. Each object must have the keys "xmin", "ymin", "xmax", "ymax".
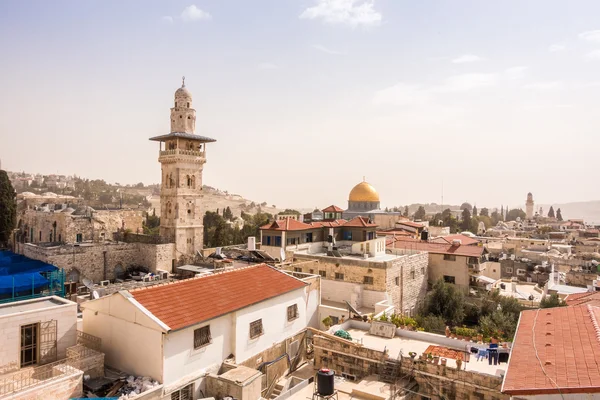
[
  {"xmin": 103, "ymin": 250, "xmax": 107, "ymax": 281},
  {"xmin": 400, "ymin": 265, "xmax": 404, "ymax": 313}
]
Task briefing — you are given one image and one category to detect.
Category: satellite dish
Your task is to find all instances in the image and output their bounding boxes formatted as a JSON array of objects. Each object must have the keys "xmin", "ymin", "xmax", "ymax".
[
  {"xmin": 280, "ymin": 248, "xmax": 286, "ymax": 261},
  {"xmin": 92, "ymin": 290, "xmax": 100, "ymax": 299},
  {"xmin": 82, "ymin": 278, "xmax": 95, "ymax": 292}
]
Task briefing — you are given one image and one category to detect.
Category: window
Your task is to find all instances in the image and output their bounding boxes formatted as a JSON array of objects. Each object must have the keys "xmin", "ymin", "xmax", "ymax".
[
  {"xmin": 20, "ymin": 323, "xmax": 39, "ymax": 367},
  {"xmin": 39, "ymin": 231, "xmax": 42, "ymax": 241},
  {"xmin": 294, "ymin": 267, "xmax": 302, "ymax": 273},
  {"xmin": 343, "ymin": 231, "xmax": 352, "ymax": 240},
  {"xmin": 410, "ymin": 269, "xmax": 415, "ymax": 279},
  {"xmin": 171, "ymin": 384, "xmax": 193, "ymax": 400},
  {"xmin": 443, "ymin": 275, "xmax": 456, "ymax": 284},
  {"xmin": 306, "ymin": 232, "xmax": 313, "ymax": 243},
  {"xmin": 443, "ymin": 254, "xmax": 456, "ymax": 261},
  {"xmin": 76, "ymin": 233, "xmax": 82, "ymax": 243},
  {"xmin": 287, "ymin": 304, "xmax": 299, "ymax": 321},
  {"xmin": 335, "ymin": 272, "xmax": 344, "ymax": 281},
  {"xmin": 193, "ymin": 326, "xmax": 211, "ymax": 349},
  {"xmin": 330, "ymin": 316, "xmax": 339, "ymax": 325},
  {"xmin": 363, "ymin": 276, "xmax": 374, "ymax": 284},
  {"xmin": 274, "ymin": 236, "xmax": 282, "ymax": 246},
  {"xmin": 506, "ymin": 267, "xmax": 513, "ymax": 273},
  {"xmin": 250, "ymin": 319, "xmax": 263, "ymax": 339},
  {"xmin": 309, "ymin": 269, "xmax": 314, "ymax": 274},
  {"xmin": 187, "ymin": 102, "xmax": 190, "ymax": 108},
  {"xmin": 395, "ymin": 276, "xmax": 399, "ymax": 286},
  {"xmin": 421, "ymin": 267, "xmax": 425, "ymax": 275},
  {"xmin": 319, "ymin": 271, "xmax": 327, "ymax": 278}
]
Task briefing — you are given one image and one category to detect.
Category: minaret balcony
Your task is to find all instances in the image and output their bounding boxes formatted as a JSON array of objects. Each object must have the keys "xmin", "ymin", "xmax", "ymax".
[{"xmin": 159, "ymin": 149, "xmax": 206, "ymax": 160}]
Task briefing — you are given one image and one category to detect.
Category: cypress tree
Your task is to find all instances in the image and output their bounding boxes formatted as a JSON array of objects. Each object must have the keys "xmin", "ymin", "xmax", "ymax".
[{"xmin": 0, "ymin": 170, "xmax": 16, "ymax": 247}]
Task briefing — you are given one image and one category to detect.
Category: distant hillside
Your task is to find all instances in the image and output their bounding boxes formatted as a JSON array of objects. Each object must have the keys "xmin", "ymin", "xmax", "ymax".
[{"xmin": 539, "ymin": 201, "xmax": 600, "ymax": 224}]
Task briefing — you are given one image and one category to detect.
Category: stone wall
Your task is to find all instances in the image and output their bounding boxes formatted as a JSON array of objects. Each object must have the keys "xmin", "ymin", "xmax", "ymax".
[
  {"xmin": 20, "ymin": 242, "xmax": 175, "ymax": 282},
  {"xmin": 386, "ymin": 252, "xmax": 428, "ymax": 315},
  {"xmin": 565, "ymin": 270, "xmax": 597, "ymax": 287},
  {"xmin": 310, "ymin": 328, "xmax": 507, "ymax": 400}
]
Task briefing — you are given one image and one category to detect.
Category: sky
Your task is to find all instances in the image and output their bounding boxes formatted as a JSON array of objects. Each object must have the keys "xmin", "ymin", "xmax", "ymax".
[{"xmin": 0, "ymin": 0, "xmax": 599, "ymax": 210}]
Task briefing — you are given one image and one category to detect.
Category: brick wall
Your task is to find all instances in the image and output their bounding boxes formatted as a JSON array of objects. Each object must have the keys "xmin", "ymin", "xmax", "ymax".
[{"xmin": 386, "ymin": 252, "xmax": 428, "ymax": 315}]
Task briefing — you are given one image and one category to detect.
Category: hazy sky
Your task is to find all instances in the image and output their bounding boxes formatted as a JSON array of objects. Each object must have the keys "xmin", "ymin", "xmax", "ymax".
[{"xmin": 1, "ymin": 0, "xmax": 599, "ymax": 210}]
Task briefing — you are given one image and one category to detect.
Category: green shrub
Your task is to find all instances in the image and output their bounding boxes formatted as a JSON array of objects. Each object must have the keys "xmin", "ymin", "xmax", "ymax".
[{"xmin": 415, "ymin": 315, "xmax": 446, "ymax": 333}]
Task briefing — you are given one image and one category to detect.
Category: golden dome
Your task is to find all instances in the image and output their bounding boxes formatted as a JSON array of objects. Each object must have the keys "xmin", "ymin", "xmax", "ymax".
[{"xmin": 349, "ymin": 181, "xmax": 380, "ymax": 202}]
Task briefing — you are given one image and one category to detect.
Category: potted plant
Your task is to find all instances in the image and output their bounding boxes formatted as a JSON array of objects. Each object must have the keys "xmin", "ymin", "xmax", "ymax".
[
  {"xmin": 322, "ymin": 316, "xmax": 333, "ymax": 329},
  {"xmin": 440, "ymin": 358, "xmax": 447, "ymax": 366},
  {"xmin": 409, "ymin": 352, "xmax": 417, "ymax": 359},
  {"xmin": 427, "ymin": 353, "xmax": 433, "ymax": 363}
]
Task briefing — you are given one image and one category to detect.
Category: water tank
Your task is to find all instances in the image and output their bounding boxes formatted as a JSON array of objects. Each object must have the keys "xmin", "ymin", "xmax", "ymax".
[
  {"xmin": 247, "ymin": 236, "xmax": 256, "ymax": 251},
  {"xmin": 421, "ymin": 230, "xmax": 429, "ymax": 241},
  {"xmin": 317, "ymin": 368, "xmax": 335, "ymax": 395}
]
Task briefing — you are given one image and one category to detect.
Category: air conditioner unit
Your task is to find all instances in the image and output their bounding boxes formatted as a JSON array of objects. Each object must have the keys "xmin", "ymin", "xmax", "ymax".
[
  {"xmin": 100, "ymin": 280, "xmax": 110, "ymax": 287},
  {"xmin": 157, "ymin": 270, "xmax": 169, "ymax": 280},
  {"xmin": 142, "ymin": 275, "xmax": 153, "ymax": 282}
]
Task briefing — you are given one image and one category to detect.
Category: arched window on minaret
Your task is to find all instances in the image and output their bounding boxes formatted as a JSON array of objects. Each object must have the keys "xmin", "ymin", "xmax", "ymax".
[
  {"xmin": 191, "ymin": 175, "xmax": 196, "ymax": 189},
  {"xmin": 175, "ymin": 101, "xmax": 177, "ymax": 107},
  {"xmin": 187, "ymin": 175, "xmax": 192, "ymax": 188},
  {"xmin": 187, "ymin": 102, "xmax": 190, "ymax": 108}
]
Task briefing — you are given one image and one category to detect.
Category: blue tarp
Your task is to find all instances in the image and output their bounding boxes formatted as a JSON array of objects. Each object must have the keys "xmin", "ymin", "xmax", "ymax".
[{"xmin": 0, "ymin": 252, "xmax": 59, "ymax": 296}]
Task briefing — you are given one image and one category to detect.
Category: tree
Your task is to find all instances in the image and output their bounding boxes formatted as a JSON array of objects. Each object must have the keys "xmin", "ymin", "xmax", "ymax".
[
  {"xmin": 479, "ymin": 208, "xmax": 489, "ymax": 217},
  {"xmin": 500, "ymin": 205, "xmax": 504, "ymax": 216},
  {"xmin": 556, "ymin": 208, "xmax": 563, "ymax": 221},
  {"xmin": 143, "ymin": 209, "xmax": 160, "ymax": 235},
  {"xmin": 223, "ymin": 206, "xmax": 234, "ymax": 221},
  {"xmin": 540, "ymin": 293, "xmax": 565, "ymax": 308},
  {"xmin": 547, "ymin": 206, "xmax": 555, "ymax": 218},
  {"xmin": 472, "ymin": 205, "xmax": 478, "ymax": 217},
  {"xmin": 460, "ymin": 202, "xmax": 473, "ymax": 211},
  {"xmin": 460, "ymin": 208, "xmax": 472, "ymax": 231},
  {"xmin": 0, "ymin": 171, "xmax": 16, "ymax": 247},
  {"xmin": 414, "ymin": 206, "xmax": 426, "ymax": 220},
  {"xmin": 506, "ymin": 208, "xmax": 526, "ymax": 222},
  {"xmin": 421, "ymin": 279, "xmax": 465, "ymax": 326},
  {"xmin": 403, "ymin": 206, "xmax": 409, "ymax": 217},
  {"xmin": 278, "ymin": 209, "xmax": 301, "ymax": 216}
]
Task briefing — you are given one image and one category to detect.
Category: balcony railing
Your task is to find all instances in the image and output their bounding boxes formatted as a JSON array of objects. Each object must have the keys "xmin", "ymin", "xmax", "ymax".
[
  {"xmin": 76, "ymin": 330, "xmax": 102, "ymax": 351},
  {"xmin": 159, "ymin": 149, "xmax": 206, "ymax": 158}
]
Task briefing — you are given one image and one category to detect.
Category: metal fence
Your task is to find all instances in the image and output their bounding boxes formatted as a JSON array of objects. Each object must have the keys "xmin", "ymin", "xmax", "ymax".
[
  {"xmin": 76, "ymin": 330, "xmax": 102, "ymax": 351},
  {"xmin": 0, "ymin": 358, "xmax": 80, "ymax": 396},
  {"xmin": 0, "ymin": 269, "xmax": 65, "ymax": 304}
]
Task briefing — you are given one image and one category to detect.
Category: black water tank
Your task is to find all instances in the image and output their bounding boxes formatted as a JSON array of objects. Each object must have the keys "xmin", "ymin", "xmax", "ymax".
[
  {"xmin": 421, "ymin": 230, "xmax": 429, "ymax": 241},
  {"xmin": 317, "ymin": 368, "xmax": 335, "ymax": 395}
]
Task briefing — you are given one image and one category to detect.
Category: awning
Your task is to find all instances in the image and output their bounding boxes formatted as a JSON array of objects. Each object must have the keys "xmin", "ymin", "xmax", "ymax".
[{"xmin": 471, "ymin": 274, "xmax": 497, "ymax": 284}]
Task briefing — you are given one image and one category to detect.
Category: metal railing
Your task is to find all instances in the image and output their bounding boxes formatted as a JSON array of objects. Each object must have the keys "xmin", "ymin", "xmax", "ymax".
[
  {"xmin": 76, "ymin": 330, "xmax": 101, "ymax": 351},
  {"xmin": 0, "ymin": 359, "xmax": 80, "ymax": 396},
  {"xmin": 0, "ymin": 269, "xmax": 66, "ymax": 304}
]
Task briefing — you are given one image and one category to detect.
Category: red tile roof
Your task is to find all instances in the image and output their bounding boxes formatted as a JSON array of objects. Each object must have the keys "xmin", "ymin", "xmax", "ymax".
[
  {"xmin": 309, "ymin": 219, "xmax": 347, "ymax": 228},
  {"xmin": 377, "ymin": 230, "xmax": 413, "ymax": 237},
  {"xmin": 322, "ymin": 205, "xmax": 344, "ymax": 213},
  {"xmin": 430, "ymin": 234, "xmax": 480, "ymax": 246},
  {"xmin": 502, "ymin": 305, "xmax": 600, "ymax": 395},
  {"xmin": 343, "ymin": 216, "xmax": 378, "ymax": 228},
  {"xmin": 387, "ymin": 239, "xmax": 485, "ymax": 257},
  {"xmin": 565, "ymin": 292, "xmax": 600, "ymax": 308},
  {"xmin": 131, "ymin": 264, "xmax": 306, "ymax": 331},
  {"xmin": 260, "ymin": 218, "xmax": 314, "ymax": 231}
]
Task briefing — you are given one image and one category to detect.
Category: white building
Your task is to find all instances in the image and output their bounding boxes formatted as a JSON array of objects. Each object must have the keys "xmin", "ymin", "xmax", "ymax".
[{"xmin": 81, "ymin": 264, "xmax": 319, "ymax": 400}]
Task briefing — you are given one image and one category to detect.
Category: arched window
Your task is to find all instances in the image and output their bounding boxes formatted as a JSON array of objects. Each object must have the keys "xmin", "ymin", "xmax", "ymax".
[
  {"xmin": 187, "ymin": 116, "xmax": 191, "ymax": 119},
  {"xmin": 179, "ymin": 115, "xmax": 182, "ymax": 118},
  {"xmin": 187, "ymin": 102, "xmax": 190, "ymax": 107},
  {"xmin": 175, "ymin": 102, "xmax": 177, "ymax": 107},
  {"xmin": 114, "ymin": 264, "xmax": 125, "ymax": 280},
  {"xmin": 187, "ymin": 175, "xmax": 192, "ymax": 187},
  {"xmin": 191, "ymin": 175, "xmax": 196, "ymax": 189},
  {"xmin": 68, "ymin": 268, "xmax": 80, "ymax": 283}
]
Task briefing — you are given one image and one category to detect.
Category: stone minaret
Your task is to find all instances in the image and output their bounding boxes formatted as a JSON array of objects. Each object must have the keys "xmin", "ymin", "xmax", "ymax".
[
  {"xmin": 149, "ymin": 78, "xmax": 216, "ymax": 263},
  {"xmin": 526, "ymin": 192, "xmax": 534, "ymax": 220}
]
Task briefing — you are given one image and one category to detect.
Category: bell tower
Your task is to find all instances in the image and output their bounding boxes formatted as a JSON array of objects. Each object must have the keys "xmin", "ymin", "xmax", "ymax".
[{"xmin": 149, "ymin": 78, "xmax": 216, "ymax": 262}]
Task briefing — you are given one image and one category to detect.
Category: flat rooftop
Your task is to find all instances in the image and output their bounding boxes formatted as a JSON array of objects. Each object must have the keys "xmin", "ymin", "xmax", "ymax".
[
  {"xmin": 495, "ymin": 282, "xmax": 542, "ymax": 301},
  {"xmin": 294, "ymin": 249, "xmax": 407, "ymax": 263},
  {"xmin": 0, "ymin": 296, "xmax": 72, "ymax": 317},
  {"xmin": 346, "ymin": 328, "xmax": 508, "ymax": 377}
]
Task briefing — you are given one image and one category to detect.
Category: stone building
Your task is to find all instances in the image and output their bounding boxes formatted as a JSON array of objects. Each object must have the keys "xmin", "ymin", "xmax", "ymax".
[
  {"xmin": 149, "ymin": 78, "xmax": 216, "ymax": 260},
  {"xmin": 525, "ymin": 192, "xmax": 534, "ymax": 220}
]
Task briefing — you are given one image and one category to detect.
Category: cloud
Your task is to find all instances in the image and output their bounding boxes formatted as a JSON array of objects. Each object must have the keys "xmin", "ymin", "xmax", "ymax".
[
  {"xmin": 585, "ymin": 49, "xmax": 600, "ymax": 60},
  {"xmin": 161, "ymin": 16, "xmax": 173, "ymax": 23},
  {"xmin": 257, "ymin": 62, "xmax": 279, "ymax": 70},
  {"xmin": 311, "ymin": 44, "xmax": 345, "ymax": 55},
  {"xmin": 372, "ymin": 83, "xmax": 430, "ymax": 106},
  {"xmin": 548, "ymin": 43, "xmax": 566, "ymax": 52},
  {"xmin": 524, "ymin": 81, "xmax": 564, "ymax": 90},
  {"xmin": 579, "ymin": 30, "xmax": 600, "ymax": 42},
  {"xmin": 434, "ymin": 73, "xmax": 498, "ymax": 92},
  {"xmin": 505, "ymin": 66, "xmax": 528, "ymax": 80},
  {"xmin": 373, "ymin": 73, "xmax": 497, "ymax": 106},
  {"xmin": 181, "ymin": 5, "xmax": 212, "ymax": 22},
  {"xmin": 451, "ymin": 54, "xmax": 482, "ymax": 64},
  {"xmin": 300, "ymin": 0, "xmax": 382, "ymax": 28}
]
